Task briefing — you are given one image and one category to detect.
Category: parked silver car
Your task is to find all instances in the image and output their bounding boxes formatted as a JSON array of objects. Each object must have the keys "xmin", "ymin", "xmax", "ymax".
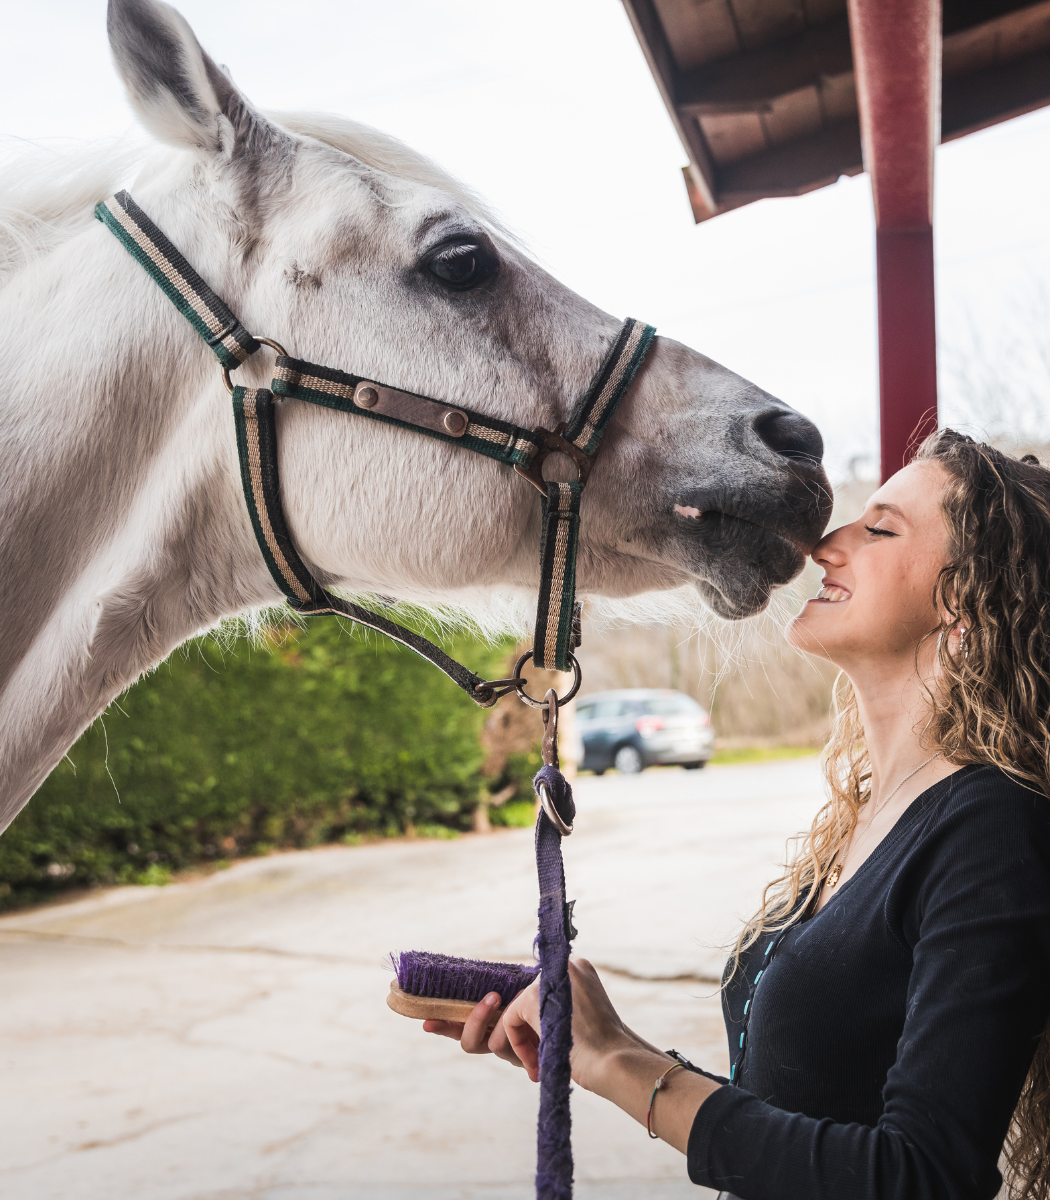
[{"xmin": 575, "ymin": 689, "xmax": 715, "ymax": 774}]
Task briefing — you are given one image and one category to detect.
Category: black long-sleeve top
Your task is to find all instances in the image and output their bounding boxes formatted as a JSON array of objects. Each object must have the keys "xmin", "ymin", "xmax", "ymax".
[{"xmin": 686, "ymin": 765, "xmax": 1050, "ymax": 1200}]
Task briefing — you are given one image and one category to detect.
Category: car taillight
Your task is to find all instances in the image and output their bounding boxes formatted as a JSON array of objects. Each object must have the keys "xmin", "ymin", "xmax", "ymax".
[{"xmin": 635, "ymin": 716, "xmax": 663, "ymax": 736}]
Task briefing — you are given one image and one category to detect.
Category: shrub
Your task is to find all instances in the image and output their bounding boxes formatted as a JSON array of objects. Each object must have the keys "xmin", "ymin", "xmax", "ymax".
[
  {"xmin": 0, "ymin": 618, "xmax": 510, "ymax": 910},
  {"xmin": 489, "ymin": 800, "xmax": 537, "ymax": 829}
]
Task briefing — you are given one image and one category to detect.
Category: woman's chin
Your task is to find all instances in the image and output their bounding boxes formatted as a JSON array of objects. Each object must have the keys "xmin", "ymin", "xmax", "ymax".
[{"xmin": 785, "ymin": 605, "xmax": 841, "ymax": 659}]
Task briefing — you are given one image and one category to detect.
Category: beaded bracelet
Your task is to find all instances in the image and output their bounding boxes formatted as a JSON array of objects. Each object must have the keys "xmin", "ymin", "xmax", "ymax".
[{"xmin": 646, "ymin": 1060, "xmax": 686, "ymax": 1139}]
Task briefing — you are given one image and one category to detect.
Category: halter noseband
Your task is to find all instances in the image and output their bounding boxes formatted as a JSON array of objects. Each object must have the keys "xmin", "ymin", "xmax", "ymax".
[{"xmin": 95, "ymin": 190, "xmax": 655, "ymax": 707}]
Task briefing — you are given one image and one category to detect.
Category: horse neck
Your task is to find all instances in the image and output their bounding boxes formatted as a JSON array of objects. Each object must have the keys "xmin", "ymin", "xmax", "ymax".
[{"xmin": 0, "ymin": 221, "xmax": 276, "ymax": 824}]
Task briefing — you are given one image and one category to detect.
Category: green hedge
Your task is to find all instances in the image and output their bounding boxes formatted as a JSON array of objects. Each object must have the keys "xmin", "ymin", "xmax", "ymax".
[{"xmin": 0, "ymin": 619, "xmax": 514, "ymax": 910}]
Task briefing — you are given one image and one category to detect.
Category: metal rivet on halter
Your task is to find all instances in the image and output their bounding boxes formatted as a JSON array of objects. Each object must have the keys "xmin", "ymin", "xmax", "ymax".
[
  {"xmin": 356, "ymin": 385, "xmax": 380, "ymax": 409},
  {"xmin": 221, "ymin": 336, "xmax": 287, "ymax": 393}
]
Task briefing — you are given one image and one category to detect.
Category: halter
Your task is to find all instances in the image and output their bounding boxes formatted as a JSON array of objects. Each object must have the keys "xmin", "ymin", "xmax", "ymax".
[{"xmin": 95, "ymin": 191, "xmax": 655, "ymax": 709}]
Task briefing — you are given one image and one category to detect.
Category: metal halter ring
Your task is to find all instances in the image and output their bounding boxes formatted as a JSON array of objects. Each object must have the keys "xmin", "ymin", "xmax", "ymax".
[
  {"xmin": 222, "ymin": 336, "xmax": 288, "ymax": 394},
  {"xmin": 537, "ymin": 780, "xmax": 574, "ymax": 836},
  {"xmin": 511, "ymin": 650, "xmax": 582, "ymax": 710}
]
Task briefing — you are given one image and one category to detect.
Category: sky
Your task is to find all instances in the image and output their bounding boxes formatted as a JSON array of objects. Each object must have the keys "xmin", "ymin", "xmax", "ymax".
[{"xmin": 5, "ymin": 0, "xmax": 1050, "ymax": 481}]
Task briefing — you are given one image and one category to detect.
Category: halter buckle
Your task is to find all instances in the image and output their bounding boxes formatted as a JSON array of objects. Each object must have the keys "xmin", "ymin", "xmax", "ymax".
[{"xmin": 514, "ymin": 423, "xmax": 593, "ymax": 495}]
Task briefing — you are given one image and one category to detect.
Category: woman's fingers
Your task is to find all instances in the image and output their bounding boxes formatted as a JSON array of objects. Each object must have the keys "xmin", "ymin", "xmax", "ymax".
[
  {"xmin": 503, "ymin": 978, "xmax": 542, "ymax": 1082},
  {"xmin": 422, "ymin": 1018, "xmax": 466, "ymax": 1040},
  {"xmin": 420, "ymin": 993, "xmax": 500, "ymax": 1051},
  {"xmin": 487, "ymin": 1014, "xmax": 525, "ymax": 1068},
  {"xmin": 569, "ymin": 957, "xmax": 625, "ymax": 1036},
  {"xmin": 563, "ymin": 957, "xmax": 637, "ymax": 1091},
  {"xmin": 420, "ymin": 994, "xmax": 528, "ymax": 1070},
  {"xmin": 458, "ymin": 992, "xmax": 503, "ymax": 1053}
]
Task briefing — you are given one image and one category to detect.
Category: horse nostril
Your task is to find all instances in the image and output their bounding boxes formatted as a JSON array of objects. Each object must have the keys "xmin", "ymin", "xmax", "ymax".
[{"xmin": 754, "ymin": 411, "xmax": 824, "ymax": 464}]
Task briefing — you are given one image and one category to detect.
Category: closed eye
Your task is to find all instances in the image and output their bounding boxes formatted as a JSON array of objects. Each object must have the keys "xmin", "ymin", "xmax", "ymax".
[{"xmin": 865, "ymin": 525, "xmax": 898, "ymax": 537}]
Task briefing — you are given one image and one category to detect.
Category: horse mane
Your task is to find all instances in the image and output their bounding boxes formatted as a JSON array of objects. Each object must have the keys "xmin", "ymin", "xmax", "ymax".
[
  {"xmin": 0, "ymin": 138, "xmax": 138, "ymax": 290},
  {"xmin": 0, "ymin": 113, "xmax": 506, "ymax": 294}
]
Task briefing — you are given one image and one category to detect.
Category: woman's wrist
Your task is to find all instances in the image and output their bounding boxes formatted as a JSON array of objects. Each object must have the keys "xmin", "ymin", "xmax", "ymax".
[
  {"xmin": 584, "ymin": 1042, "xmax": 671, "ymax": 1100},
  {"xmin": 586, "ymin": 1043, "xmax": 718, "ymax": 1153}
]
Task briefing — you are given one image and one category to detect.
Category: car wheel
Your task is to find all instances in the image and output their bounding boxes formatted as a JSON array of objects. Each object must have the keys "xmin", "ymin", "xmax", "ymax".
[
  {"xmin": 614, "ymin": 745, "xmax": 644, "ymax": 774},
  {"xmin": 592, "ymin": 769, "xmax": 606, "ymax": 777},
  {"xmin": 683, "ymin": 761, "xmax": 707, "ymax": 770}
]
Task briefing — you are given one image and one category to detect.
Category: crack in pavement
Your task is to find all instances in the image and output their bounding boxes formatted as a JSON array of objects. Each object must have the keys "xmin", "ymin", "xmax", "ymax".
[
  {"xmin": 0, "ymin": 1112, "xmax": 203, "ymax": 1176},
  {"xmin": 590, "ymin": 962, "xmax": 722, "ymax": 985},
  {"xmin": 76, "ymin": 1110, "xmax": 202, "ymax": 1151},
  {"xmin": 0, "ymin": 928, "xmax": 369, "ymax": 966}
]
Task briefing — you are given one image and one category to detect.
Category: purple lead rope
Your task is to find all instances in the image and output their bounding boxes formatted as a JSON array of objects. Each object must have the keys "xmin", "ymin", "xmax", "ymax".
[{"xmin": 532, "ymin": 764, "xmax": 578, "ymax": 1200}]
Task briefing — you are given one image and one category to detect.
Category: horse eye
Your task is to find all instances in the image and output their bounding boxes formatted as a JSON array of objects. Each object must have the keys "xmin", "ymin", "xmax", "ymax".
[{"xmin": 428, "ymin": 244, "xmax": 483, "ymax": 288}]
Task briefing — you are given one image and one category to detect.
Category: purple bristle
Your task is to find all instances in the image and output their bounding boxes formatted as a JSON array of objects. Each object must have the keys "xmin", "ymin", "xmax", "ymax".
[{"xmin": 391, "ymin": 950, "xmax": 539, "ymax": 1006}]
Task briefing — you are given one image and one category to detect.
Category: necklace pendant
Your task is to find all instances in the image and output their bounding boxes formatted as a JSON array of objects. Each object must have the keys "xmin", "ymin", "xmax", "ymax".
[{"xmin": 826, "ymin": 865, "xmax": 842, "ymax": 888}]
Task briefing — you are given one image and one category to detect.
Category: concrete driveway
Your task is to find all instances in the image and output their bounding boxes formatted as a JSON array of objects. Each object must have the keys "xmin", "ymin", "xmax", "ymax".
[{"xmin": 0, "ymin": 757, "xmax": 822, "ymax": 1200}]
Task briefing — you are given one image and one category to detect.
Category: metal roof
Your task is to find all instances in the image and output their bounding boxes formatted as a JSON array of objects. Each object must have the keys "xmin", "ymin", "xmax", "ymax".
[{"xmin": 622, "ymin": 0, "xmax": 1050, "ymax": 221}]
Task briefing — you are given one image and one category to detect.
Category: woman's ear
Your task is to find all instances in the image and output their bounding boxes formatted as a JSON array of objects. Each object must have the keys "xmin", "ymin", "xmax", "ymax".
[
  {"xmin": 942, "ymin": 622, "xmax": 968, "ymax": 660},
  {"xmin": 107, "ymin": 0, "xmax": 276, "ymax": 160}
]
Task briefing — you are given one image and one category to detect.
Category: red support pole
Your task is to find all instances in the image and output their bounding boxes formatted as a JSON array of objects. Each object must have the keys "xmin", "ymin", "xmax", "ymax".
[
  {"xmin": 847, "ymin": 0, "xmax": 941, "ymax": 481},
  {"xmin": 877, "ymin": 229, "xmax": 938, "ymax": 480}
]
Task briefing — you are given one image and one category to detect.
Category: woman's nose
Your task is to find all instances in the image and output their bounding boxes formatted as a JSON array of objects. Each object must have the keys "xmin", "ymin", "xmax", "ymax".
[{"xmin": 812, "ymin": 529, "xmax": 847, "ymax": 568}]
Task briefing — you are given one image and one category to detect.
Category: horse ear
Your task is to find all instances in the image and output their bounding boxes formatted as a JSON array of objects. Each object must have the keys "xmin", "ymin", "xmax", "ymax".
[{"xmin": 107, "ymin": 0, "xmax": 269, "ymax": 157}]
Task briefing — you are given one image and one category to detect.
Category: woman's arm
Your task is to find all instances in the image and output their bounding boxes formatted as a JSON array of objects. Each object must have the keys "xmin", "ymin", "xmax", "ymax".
[{"xmin": 501, "ymin": 959, "xmax": 722, "ymax": 1153}]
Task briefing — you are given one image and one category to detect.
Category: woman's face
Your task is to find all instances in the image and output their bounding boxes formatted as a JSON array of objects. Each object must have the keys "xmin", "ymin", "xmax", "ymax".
[{"xmin": 786, "ymin": 461, "xmax": 951, "ymax": 669}]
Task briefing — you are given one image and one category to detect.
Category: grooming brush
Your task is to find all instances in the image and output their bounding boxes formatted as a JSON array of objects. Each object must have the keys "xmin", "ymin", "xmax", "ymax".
[{"xmin": 387, "ymin": 949, "xmax": 540, "ymax": 1024}]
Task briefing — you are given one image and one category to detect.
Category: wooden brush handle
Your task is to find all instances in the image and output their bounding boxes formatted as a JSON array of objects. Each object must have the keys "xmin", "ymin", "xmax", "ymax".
[{"xmin": 387, "ymin": 981, "xmax": 503, "ymax": 1025}]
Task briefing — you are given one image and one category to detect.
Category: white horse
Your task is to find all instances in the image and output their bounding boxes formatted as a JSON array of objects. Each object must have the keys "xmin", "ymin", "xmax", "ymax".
[{"xmin": 0, "ymin": 0, "xmax": 831, "ymax": 827}]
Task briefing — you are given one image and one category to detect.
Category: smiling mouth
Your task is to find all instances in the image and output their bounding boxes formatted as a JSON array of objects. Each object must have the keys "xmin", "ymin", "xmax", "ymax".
[{"xmin": 813, "ymin": 585, "xmax": 850, "ymax": 603}]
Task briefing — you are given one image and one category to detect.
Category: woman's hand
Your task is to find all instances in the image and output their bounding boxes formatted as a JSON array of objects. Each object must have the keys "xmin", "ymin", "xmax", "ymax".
[
  {"xmin": 503, "ymin": 959, "xmax": 640, "ymax": 1089},
  {"xmin": 422, "ymin": 991, "xmax": 528, "ymax": 1070},
  {"xmin": 423, "ymin": 959, "xmax": 720, "ymax": 1151}
]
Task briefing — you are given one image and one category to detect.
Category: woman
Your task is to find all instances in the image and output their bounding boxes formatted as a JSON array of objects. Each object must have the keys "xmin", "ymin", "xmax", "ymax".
[{"xmin": 425, "ymin": 430, "xmax": 1050, "ymax": 1200}]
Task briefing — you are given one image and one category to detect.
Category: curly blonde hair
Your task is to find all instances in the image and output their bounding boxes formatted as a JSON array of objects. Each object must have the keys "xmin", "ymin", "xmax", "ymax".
[{"xmin": 733, "ymin": 430, "xmax": 1050, "ymax": 1199}]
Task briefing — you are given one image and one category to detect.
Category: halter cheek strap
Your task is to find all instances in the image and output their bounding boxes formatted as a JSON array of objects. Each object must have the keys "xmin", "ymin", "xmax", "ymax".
[{"xmin": 95, "ymin": 190, "xmax": 655, "ymax": 699}]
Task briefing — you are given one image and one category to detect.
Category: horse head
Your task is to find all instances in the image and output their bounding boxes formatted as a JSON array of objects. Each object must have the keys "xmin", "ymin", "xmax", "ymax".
[{"xmin": 107, "ymin": 0, "xmax": 832, "ymax": 622}]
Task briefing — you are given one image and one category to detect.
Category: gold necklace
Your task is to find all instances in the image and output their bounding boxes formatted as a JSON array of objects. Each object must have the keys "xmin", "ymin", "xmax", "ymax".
[{"xmin": 825, "ymin": 751, "xmax": 943, "ymax": 888}]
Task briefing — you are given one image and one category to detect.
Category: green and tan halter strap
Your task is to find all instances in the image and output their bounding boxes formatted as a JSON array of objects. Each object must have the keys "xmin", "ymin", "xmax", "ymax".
[{"xmin": 95, "ymin": 190, "xmax": 655, "ymax": 704}]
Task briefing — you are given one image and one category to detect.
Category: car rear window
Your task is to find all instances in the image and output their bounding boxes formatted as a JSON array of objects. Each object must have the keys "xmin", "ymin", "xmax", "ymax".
[{"xmin": 641, "ymin": 695, "xmax": 703, "ymax": 716}]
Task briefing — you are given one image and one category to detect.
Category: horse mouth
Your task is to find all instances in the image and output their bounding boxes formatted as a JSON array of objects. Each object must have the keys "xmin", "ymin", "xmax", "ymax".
[{"xmin": 675, "ymin": 507, "xmax": 813, "ymax": 619}]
